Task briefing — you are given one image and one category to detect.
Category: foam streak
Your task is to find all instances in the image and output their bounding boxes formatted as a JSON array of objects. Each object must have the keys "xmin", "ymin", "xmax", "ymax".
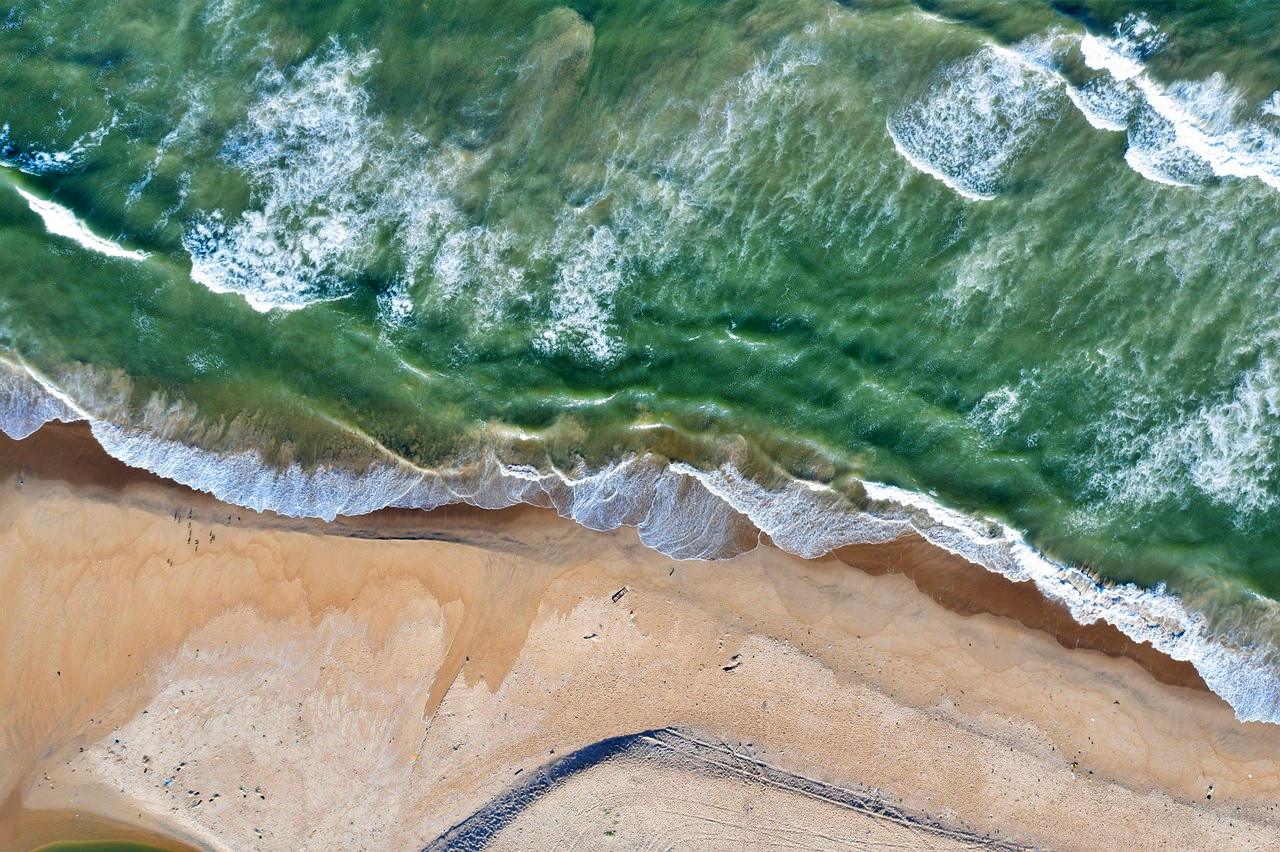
[{"xmin": 14, "ymin": 186, "xmax": 148, "ymax": 261}]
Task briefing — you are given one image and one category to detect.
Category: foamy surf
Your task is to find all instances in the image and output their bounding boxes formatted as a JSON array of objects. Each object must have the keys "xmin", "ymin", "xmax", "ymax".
[
  {"xmin": 1077, "ymin": 21, "xmax": 1280, "ymax": 192},
  {"xmin": 3, "ymin": 366, "xmax": 1278, "ymax": 725},
  {"xmin": 893, "ymin": 12, "xmax": 1280, "ymax": 198},
  {"xmin": 885, "ymin": 122, "xmax": 996, "ymax": 202},
  {"xmin": 885, "ymin": 44, "xmax": 1060, "ymax": 201},
  {"xmin": 0, "ymin": 357, "xmax": 84, "ymax": 440},
  {"xmin": 0, "ymin": 115, "xmax": 117, "ymax": 175},
  {"xmin": 12, "ymin": 186, "xmax": 149, "ymax": 262}
]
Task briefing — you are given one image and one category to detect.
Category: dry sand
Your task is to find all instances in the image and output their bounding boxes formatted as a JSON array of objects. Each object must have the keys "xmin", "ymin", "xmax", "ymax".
[{"xmin": 2, "ymin": 423, "xmax": 1279, "ymax": 850}]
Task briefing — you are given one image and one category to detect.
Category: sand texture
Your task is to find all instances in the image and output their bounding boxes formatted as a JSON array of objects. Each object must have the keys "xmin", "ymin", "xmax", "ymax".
[{"xmin": 2, "ymin": 424, "xmax": 1279, "ymax": 850}]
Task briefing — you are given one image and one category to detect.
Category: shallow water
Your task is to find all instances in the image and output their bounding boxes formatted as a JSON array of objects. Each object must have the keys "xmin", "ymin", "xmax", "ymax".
[
  {"xmin": 3, "ymin": 0, "xmax": 1280, "ymax": 718},
  {"xmin": 35, "ymin": 843, "xmax": 174, "ymax": 852}
]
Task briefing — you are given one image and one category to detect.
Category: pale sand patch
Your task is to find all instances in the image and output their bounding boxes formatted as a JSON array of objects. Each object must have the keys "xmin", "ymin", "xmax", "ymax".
[{"xmin": 2, "ymin": 425, "xmax": 1279, "ymax": 849}]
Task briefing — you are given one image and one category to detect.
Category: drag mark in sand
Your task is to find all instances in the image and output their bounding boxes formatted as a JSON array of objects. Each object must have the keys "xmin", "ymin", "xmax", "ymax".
[{"xmin": 424, "ymin": 727, "xmax": 1030, "ymax": 851}]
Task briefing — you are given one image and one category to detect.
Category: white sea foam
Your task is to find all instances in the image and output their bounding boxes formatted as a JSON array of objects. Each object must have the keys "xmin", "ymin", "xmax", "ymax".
[
  {"xmin": 1064, "ymin": 77, "xmax": 1133, "ymax": 132},
  {"xmin": 897, "ymin": 13, "xmax": 1280, "ymax": 196},
  {"xmin": 13, "ymin": 186, "xmax": 149, "ymax": 261},
  {"xmin": 1079, "ymin": 32, "xmax": 1145, "ymax": 82},
  {"xmin": 0, "ymin": 358, "xmax": 84, "ymax": 439},
  {"xmin": 968, "ymin": 384, "xmax": 1024, "ymax": 440},
  {"xmin": 1128, "ymin": 78, "xmax": 1280, "ymax": 190},
  {"xmin": 1121, "ymin": 107, "xmax": 1213, "ymax": 187},
  {"xmin": 375, "ymin": 279, "xmax": 415, "ymax": 329},
  {"xmin": 1100, "ymin": 357, "xmax": 1280, "ymax": 519},
  {"xmin": 428, "ymin": 223, "xmax": 528, "ymax": 329},
  {"xmin": 178, "ymin": 41, "xmax": 646, "ymax": 362},
  {"xmin": 1077, "ymin": 16, "xmax": 1280, "ymax": 192},
  {"xmin": 535, "ymin": 222, "xmax": 628, "ymax": 364},
  {"xmin": 181, "ymin": 46, "xmax": 473, "ymax": 317},
  {"xmin": 0, "ymin": 115, "xmax": 117, "ymax": 175},
  {"xmin": 4, "ymin": 360, "xmax": 1279, "ymax": 723},
  {"xmin": 886, "ymin": 44, "xmax": 1061, "ymax": 200},
  {"xmin": 183, "ymin": 47, "xmax": 383, "ymax": 312},
  {"xmin": 885, "ymin": 123, "xmax": 994, "ymax": 202},
  {"xmin": 90, "ymin": 420, "xmax": 425, "ymax": 519}
]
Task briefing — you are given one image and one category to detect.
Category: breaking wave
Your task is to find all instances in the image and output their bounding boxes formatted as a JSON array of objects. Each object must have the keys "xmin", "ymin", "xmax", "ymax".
[
  {"xmin": 886, "ymin": 44, "xmax": 1061, "ymax": 200},
  {"xmin": 4, "ymin": 358, "xmax": 1279, "ymax": 726},
  {"xmin": 1078, "ymin": 16, "xmax": 1280, "ymax": 192},
  {"xmin": 12, "ymin": 185, "xmax": 150, "ymax": 262},
  {"xmin": 182, "ymin": 46, "xmax": 384, "ymax": 312},
  {"xmin": 0, "ymin": 357, "xmax": 83, "ymax": 439},
  {"xmin": 892, "ymin": 12, "xmax": 1280, "ymax": 199}
]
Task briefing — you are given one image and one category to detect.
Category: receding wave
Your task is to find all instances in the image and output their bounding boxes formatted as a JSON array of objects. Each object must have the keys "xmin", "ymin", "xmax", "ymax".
[
  {"xmin": 4, "ymin": 358, "xmax": 1278, "ymax": 726},
  {"xmin": 0, "ymin": 356, "xmax": 83, "ymax": 439}
]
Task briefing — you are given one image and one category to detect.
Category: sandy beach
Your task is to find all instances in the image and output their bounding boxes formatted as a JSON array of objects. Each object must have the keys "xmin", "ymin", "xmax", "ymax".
[{"xmin": 2, "ymin": 423, "xmax": 1279, "ymax": 850}]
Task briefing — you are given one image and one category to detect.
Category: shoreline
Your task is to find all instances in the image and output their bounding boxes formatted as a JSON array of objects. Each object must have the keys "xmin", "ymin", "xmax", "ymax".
[
  {"xmin": 0, "ymin": 421, "xmax": 1214, "ymax": 693},
  {"xmin": 3, "ymin": 421, "xmax": 1280, "ymax": 848},
  {"xmin": 5, "ymin": 352, "xmax": 1276, "ymax": 723}
]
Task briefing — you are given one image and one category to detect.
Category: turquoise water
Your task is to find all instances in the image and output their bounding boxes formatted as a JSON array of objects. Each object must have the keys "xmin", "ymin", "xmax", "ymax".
[{"xmin": 2, "ymin": 0, "xmax": 1280, "ymax": 718}]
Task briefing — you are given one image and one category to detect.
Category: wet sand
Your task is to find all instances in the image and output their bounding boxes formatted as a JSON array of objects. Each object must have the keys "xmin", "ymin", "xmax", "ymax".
[{"xmin": 2, "ymin": 423, "xmax": 1279, "ymax": 850}]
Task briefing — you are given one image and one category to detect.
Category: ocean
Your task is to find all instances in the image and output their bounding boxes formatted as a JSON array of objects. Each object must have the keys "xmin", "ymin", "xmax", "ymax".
[{"xmin": 2, "ymin": 0, "xmax": 1280, "ymax": 721}]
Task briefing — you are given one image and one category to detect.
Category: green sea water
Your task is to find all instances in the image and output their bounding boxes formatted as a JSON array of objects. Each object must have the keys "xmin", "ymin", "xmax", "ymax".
[{"xmin": 3, "ymin": 0, "xmax": 1280, "ymax": 717}]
